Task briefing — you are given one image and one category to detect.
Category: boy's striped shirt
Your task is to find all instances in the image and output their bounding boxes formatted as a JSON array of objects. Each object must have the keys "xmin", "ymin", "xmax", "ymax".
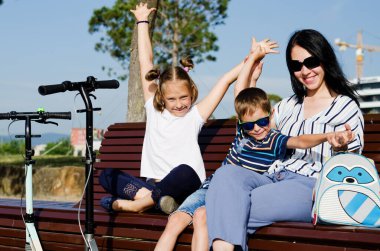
[{"xmin": 223, "ymin": 126, "xmax": 290, "ymax": 173}]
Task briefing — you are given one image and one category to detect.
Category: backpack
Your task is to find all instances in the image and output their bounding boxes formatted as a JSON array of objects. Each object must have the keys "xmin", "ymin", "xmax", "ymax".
[{"xmin": 312, "ymin": 153, "xmax": 380, "ymax": 227}]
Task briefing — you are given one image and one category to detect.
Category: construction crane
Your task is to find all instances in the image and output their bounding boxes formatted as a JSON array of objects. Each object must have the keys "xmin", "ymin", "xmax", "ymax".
[{"xmin": 335, "ymin": 30, "xmax": 380, "ymax": 80}]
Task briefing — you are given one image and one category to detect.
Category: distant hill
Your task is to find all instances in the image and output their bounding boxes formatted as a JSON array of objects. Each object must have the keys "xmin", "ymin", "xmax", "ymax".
[{"xmin": 0, "ymin": 133, "xmax": 69, "ymax": 146}]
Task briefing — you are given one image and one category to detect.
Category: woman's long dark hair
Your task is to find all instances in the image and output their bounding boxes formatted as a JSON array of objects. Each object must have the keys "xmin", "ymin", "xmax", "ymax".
[{"xmin": 285, "ymin": 29, "xmax": 359, "ymax": 106}]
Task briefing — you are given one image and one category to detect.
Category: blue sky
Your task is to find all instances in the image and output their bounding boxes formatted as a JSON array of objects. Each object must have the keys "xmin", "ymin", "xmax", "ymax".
[{"xmin": 0, "ymin": 0, "xmax": 379, "ymax": 136}]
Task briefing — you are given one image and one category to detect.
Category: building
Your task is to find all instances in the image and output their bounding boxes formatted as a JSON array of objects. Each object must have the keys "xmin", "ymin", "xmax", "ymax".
[
  {"xmin": 351, "ymin": 76, "xmax": 380, "ymax": 114},
  {"xmin": 33, "ymin": 144, "xmax": 46, "ymax": 156},
  {"xmin": 70, "ymin": 128, "xmax": 104, "ymax": 157}
]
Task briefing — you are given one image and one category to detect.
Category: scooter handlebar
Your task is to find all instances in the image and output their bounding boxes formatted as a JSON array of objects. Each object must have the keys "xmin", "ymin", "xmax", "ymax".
[
  {"xmin": 0, "ymin": 113, "xmax": 11, "ymax": 120},
  {"xmin": 0, "ymin": 111, "xmax": 71, "ymax": 120},
  {"xmin": 38, "ymin": 82, "xmax": 70, "ymax": 96},
  {"xmin": 38, "ymin": 77, "xmax": 119, "ymax": 96}
]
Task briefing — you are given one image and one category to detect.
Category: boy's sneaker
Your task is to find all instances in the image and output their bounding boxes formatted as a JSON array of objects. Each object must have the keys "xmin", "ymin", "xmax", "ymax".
[{"xmin": 159, "ymin": 196, "xmax": 179, "ymax": 214}]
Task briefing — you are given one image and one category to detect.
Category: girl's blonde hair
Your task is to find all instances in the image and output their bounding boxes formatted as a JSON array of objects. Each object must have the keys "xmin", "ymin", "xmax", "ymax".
[
  {"xmin": 234, "ymin": 87, "xmax": 271, "ymax": 120},
  {"xmin": 145, "ymin": 57, "xmax": 198, "ymax": 112}
]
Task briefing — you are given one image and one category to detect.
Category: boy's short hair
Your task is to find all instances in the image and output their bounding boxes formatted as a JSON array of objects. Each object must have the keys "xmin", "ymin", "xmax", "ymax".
[{"xmin": 234, "ymin": 87, "xmax": 271, "ymax": 120}]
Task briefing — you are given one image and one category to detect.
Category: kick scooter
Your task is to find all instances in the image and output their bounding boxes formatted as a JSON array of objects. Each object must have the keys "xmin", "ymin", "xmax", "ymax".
[
  {"xmin": 38, "ymin": 76, "xmax": 119, "ymax": 251},
  {"xmin": 0, "ymin": 109, "xmax": 71, "ymax": 251}
]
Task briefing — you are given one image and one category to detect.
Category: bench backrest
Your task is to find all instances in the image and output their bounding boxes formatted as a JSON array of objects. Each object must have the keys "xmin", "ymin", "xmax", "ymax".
[{"xmin": 93, "ymin": 114, "xmax": 380, "ymax": 207}]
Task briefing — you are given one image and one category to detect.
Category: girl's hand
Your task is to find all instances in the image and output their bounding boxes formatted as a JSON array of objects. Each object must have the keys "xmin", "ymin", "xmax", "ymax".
[
  {"xmin": 130, "ymin": 2, "xmax": 156, "ymax": 21},
  {"xmin": 327, "ymin": 123, "xmax": 355, "ymax": 151}
]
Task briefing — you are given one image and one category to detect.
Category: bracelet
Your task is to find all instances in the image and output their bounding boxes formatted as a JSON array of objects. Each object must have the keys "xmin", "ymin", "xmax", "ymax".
[{"xmin": 136, "ymin": 20, "xmax": 149, "ymax": 25}]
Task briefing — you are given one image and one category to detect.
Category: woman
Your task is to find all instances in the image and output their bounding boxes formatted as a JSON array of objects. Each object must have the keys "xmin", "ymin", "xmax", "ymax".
[{"xmin": 205, "ymin": 29, "xmax": 364, "ymax": 250}]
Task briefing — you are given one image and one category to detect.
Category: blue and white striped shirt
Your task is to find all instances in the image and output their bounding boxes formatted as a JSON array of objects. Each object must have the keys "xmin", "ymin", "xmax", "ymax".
[
  {"xmin": 269, "ymin": 94, "xmax": 364, "ymax": 178},
  {"xmin": 223, "ymin": 126, "xmax": 290, "ymax": 174}
]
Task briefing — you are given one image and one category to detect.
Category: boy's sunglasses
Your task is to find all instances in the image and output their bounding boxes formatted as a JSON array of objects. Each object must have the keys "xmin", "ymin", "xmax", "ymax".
[
  {"xmin": 239, "ymin": 116, "xmax": 270, "ymax": 132},
  {"xmin": 289, "ymin": 56, "xmax": 321, "ymax": 72}
]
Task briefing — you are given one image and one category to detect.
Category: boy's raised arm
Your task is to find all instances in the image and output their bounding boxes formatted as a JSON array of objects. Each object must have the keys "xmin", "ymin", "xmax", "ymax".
[
  {"xmin": 234, "ymin": 38, "xmax": 278, "ymax": 98},
  {"xmin": 197, "ymin": 38, "xmax": 278, "ymax": 122}
]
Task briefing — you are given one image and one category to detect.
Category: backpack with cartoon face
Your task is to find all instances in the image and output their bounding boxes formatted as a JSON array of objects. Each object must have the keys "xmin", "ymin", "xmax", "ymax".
[{"xmin": 312, "ymin": 153, "xmax": 380, "ymax": 227}]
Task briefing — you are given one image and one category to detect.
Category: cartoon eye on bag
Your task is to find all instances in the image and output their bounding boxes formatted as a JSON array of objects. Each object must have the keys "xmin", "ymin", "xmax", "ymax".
[{"xmin": 326, "ymin": 166, "xmax": 375, "ymax": 184}]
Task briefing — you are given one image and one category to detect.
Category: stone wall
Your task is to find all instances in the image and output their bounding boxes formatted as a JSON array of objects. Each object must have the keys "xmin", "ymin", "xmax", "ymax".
[{"xmin": 0, "ymin": 165, "xmax": 85, "ymax": 202}]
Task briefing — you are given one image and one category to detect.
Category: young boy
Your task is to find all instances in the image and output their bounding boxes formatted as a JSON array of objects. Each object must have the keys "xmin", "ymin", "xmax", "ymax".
[{"xmin": 154, "ymin": 40, "xmax": 354, "ymax": 251}]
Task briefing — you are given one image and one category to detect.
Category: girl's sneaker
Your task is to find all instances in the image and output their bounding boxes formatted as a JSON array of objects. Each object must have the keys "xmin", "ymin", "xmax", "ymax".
[{"xmin": 100, "ymin": 196, "xmax": 118, "ymax": 213}]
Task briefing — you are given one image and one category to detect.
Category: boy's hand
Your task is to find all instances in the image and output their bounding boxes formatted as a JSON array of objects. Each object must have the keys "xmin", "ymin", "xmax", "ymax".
[
  {"xmin": 130, "ymin": 2, "xmax": 156, "ymax": 21},
  {"xmin": 327, "ymin": 124, "xmax": 355, "ymax": 150},
  {"xmin": 247, "ymin": 37, "xmax": 279, "ymax": 62},
  {"xmin": 250, "ymin": 61, "xmax": 263, "ymax": 86},
  {"xmin": 250, "ymin": 37, "xmax": 279, "ymax": 55}
]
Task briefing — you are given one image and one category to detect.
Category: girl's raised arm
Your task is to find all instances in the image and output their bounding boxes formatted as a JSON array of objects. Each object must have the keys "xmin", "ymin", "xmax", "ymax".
[
  {"xmin": 196, "ymin": 60, "xmax": 244, "ymax": 121},
  {"xmin": 131, "ymin": 3, "xmax": 157, "ymax": 102}
]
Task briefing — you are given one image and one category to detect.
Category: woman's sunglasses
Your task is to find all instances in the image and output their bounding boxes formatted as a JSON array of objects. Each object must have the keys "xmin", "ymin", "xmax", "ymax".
[
  {"xmin": 289, "ymin": 56, "xmax": 321, "ymax": 72},
  {"xmin": 239, "ymin": 116, "xmax": 270, "ymax": 132}
]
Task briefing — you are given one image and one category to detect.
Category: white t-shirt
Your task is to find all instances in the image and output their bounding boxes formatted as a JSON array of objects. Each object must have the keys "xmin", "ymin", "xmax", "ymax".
[
  {"xmin": 268, "ymin": 94, "xmax": 364, "ymax": 179},
  {"xmin": 140, "ymin": 97, "xmax": 206, "ymax": 182}
]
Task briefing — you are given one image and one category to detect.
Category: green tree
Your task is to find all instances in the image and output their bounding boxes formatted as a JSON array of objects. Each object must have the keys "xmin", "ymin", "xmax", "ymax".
[
  {"xmin": 268, "ymin": 93, "xmax": 282, "ymax": 106},
  {"xmin": 0, "ymin": 140, "xmax": 24, "ymax": 155},
  {"xmin": 89, "ymin": 0, "xmax": 230, "ymax": 121},
  {"xmin": 43, "ymin": 138, "xmax": 73, "ymax": 156}
]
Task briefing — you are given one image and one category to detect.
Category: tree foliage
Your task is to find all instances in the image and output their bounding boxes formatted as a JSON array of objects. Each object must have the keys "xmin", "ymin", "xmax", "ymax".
[
  {"xmin": 43, "ymin": 138, "xmax": 73, "ymax": 155},
  {"xmin": 89, "ymin": 0, "xmax": 230, "ymax": 78},
  {"xmin": 0, "ymin": 140, "xmax": 25, "ymax": 155},
  {"xmin": 268, "ymin": 93, "xmax": 282, "ymax": 106}
]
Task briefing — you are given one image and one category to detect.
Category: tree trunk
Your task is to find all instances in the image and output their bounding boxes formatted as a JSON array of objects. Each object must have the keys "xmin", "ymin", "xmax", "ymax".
[{"xmin": 127, "ymin": 0, "xmax": 159, "ymax": 122}]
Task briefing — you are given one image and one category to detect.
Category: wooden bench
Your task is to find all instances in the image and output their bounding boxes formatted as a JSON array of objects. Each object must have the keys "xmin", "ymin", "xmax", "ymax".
[{"xmin": 0, "ymin": 114, "xmax": 379, "ymax": 250}]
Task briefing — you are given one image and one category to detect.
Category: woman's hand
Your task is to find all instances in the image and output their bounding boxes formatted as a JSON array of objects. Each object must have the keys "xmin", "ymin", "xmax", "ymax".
[
  {"xmin": 327, "ymin": 123, "xmax": 355, "ymax": 151},
  {"xmin": 130, "ymin": 2, "xmax": 156, "ymax": 21}
]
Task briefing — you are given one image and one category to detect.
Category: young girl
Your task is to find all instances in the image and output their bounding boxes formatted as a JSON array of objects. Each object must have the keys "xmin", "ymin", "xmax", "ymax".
[{"xmin": 98, "ymin": 3, "xmax": 278, "ymax": 214}]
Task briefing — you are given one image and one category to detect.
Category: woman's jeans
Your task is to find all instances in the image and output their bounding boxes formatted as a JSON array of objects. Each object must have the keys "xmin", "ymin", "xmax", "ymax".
[{"xmin": 206, "ymin": 164, "xmax": 316, "ymax": 250}]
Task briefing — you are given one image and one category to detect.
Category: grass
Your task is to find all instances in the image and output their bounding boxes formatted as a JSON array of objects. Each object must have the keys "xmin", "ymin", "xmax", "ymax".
[{"xmin": 0, "ymin": 155, "xmax": 83, "ymax": 167}]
